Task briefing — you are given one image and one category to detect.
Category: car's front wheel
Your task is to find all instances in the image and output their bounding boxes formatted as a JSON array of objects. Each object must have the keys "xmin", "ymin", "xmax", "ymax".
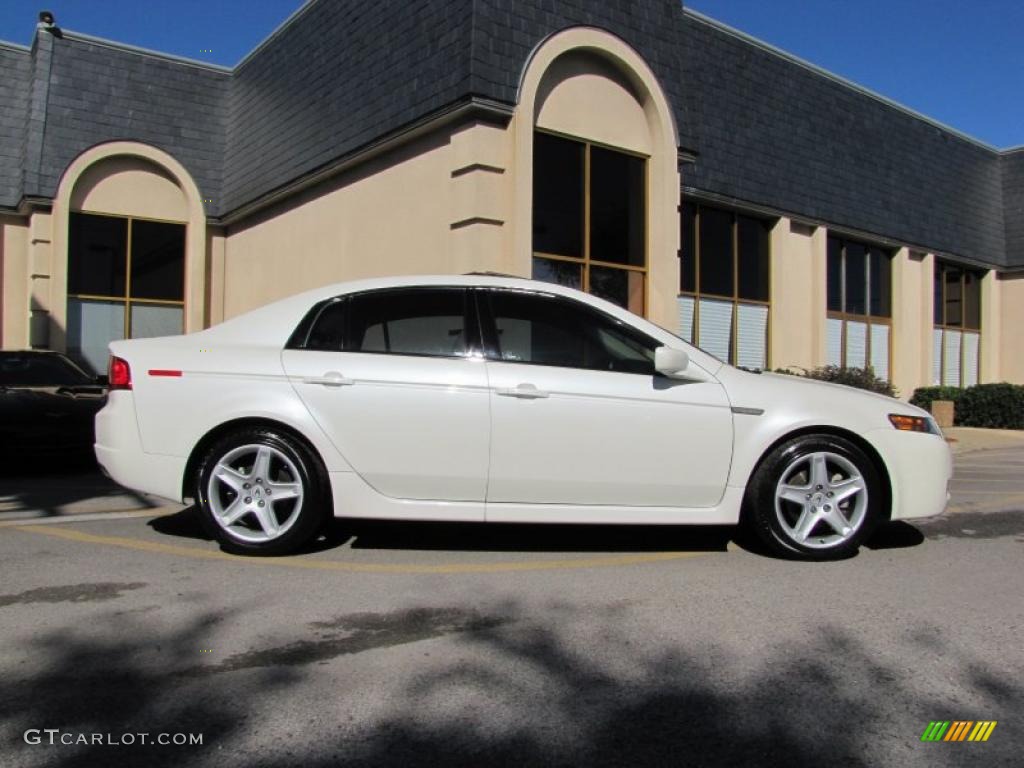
[
  {"xmin": 745, "ymin": 434, "xmax": 883, "ymax": 560},
  {"xmin": 195, "ymin": 427, "xmax": 328, "ymax": 555}
]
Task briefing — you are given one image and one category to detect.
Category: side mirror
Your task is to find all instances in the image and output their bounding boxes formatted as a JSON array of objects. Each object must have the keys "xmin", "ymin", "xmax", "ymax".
[{"xmin": 655, "ymin": 346, "xmax": 691, "ymax": 379}]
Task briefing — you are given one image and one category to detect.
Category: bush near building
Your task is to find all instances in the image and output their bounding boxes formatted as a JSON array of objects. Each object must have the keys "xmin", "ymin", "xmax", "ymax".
[
  {"xmin": 911, "ymin": 383, "xmax": 1024, "ymax": 429},
  {"xmin": 772, "ymin": 366, "xmax": 897, "ymax": 398},
  {"xmin": 909, "ymin": 386, "xmax": 964, "ymax": 414}
]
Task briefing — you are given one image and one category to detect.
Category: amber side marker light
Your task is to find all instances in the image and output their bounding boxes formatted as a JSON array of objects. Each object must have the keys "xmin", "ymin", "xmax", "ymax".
[{"xmin": 889, "ymin": 414, "xmax": 939, "ymax": 434}]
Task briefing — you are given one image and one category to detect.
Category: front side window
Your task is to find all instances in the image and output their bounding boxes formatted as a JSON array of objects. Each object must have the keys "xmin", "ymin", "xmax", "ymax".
[
  {"xmin": 484, "ymin": 290, "xmax": 657, "ymax": 375},
  {"xmin": 532, "ymin": 131, "xmax": 646, "ymax": 314},
  {"xmin": 678, "ymin": 203, "xmax": 771, "ymax": 369},
  {"xmin": 298, "ymin": 289, "xmax": 473, "ymax": 359},
  {"xmin": 825, "ymin": 235, "xmax": 892, "ymax": 380},
  {"xmin": 933, "ymin": 262, "xmax": 983, "ymax": 387},
  {"xmin": 66, "ymin": 212, "xmax": 185, "ymax": 374}
]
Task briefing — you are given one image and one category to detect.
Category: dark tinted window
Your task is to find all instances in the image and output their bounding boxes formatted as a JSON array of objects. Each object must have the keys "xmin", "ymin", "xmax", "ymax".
[
  {"xmin": 827, "ymin": 237, "xmax": 843, "ymax": 312},
  {"xmin": 304, "ymin": 300, "xmax": 347, "ymax": 352},
  {"xmin": 844, "ymin": 242, "xmax": 867, "ymax": 315},
  {"xmin": 0, "ymin": 353, "xmax": 92, "ymax": 386},
  {"xmin": 532, "ymin": 257, "xmax": 582, "ymax": 290},
  {"xmin": 346, "ymin": 289, "xmax": 469, "ymax": 358},
  {"xmin": 680, "ymin": 203, "xmax": 696, "ymax": 293},
  {"xmin": 869, "ymin": 247, "xmax": 892, "ymax": 317},
  {"xmin": 589, "ymin": 146, "xmax": 645, "ymax": 266},
  {"xmin": 934, "ymin": 267, "xmax": 944, "ymax": 324},
  {"xmin": 698, "ymin": 206, "xmax": 733, "ymax": 297},
  {"xmin": 737, "ymin": 215, "xmax": 770, "ymax": 302},
  {"xmin": 533, "ymin": 133, "xmax": 584, "ymax": 257},
  {"xmin": 130, "ymin": 220, "xmax": 186, "ymax": 301},
  {"xmin": 486, "ymin": 290, "xmax": 656, "ymax": 374},
  {"xmin": 964, "ymin": 271, "xmax": 981, "ymax": 329},
  {"xmin": 944, "ymin": 268, "xmax": 963, "ymax": 326},
  {"xmin": 589, "ymin": 266, "xmax": 644, "ymax": 313},
  {"xmin": 68, "ymin": 213, "xmax": 127, "ymax": 296}
]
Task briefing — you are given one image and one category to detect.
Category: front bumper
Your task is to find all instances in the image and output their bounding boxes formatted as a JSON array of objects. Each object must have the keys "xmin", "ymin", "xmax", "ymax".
[
  {"xmin": 863, "ymin": 428, "xmax": 953, "ymax": 521},
  {"xmin": 95, "ymin": 391, "xmax": 186, "ymax": 504}
]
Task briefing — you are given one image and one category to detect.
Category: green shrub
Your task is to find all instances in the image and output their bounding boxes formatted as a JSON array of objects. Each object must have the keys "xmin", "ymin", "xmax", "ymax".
[
  {"xmin": 909, "ymin": 386, "xmax": 964, "ymax": 417},
  {"xmin": 772, "ymin": 365, "xmax": 897, "ymax": 398},
  {"xmin": 956, "ymin": 383, "xmax": 1024, "ymax": 429}
]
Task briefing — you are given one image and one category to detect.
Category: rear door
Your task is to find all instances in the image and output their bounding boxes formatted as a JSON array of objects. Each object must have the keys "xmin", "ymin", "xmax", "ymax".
[{"xmin": 282, "ymin": 287, "xmax": 490, "ymax": 503}]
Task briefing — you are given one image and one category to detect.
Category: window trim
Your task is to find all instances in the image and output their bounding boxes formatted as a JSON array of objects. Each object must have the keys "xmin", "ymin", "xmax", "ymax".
[
  {"xmin": 286, "ymin": 287, "xmax": 482, "ymax": 361},
  {"xmin": 476, "ymin": 287, "xmax": 661, "ymax": 376},
  {"xmin": 532, "ymin": 128, "xmax": 649, "ymax": 316},
  {"xmin": 825, "ymin": 235, "xmax": 893, "ymax": 375},
  {"xmin": 679, "ymin": 203, "xmax": 772, "ymax": 369},
  {"xmin": 67, "ymin": 210, "xmax": 187, "ymax": 340}
]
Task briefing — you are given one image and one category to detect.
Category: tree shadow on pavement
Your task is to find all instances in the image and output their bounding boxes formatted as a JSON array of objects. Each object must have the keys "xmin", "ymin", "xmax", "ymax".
[{"xmin": 1, "ymin": 601, "xmax": 1019, "ymax": 768}]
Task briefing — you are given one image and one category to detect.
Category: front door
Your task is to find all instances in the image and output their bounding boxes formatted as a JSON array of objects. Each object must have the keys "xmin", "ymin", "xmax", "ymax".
[
  {"xmin": 282, "ymin": 287, "xmax": 490, "ymax": 502},
  {"xmin": 481, "ymin": 289, "xmax": 733, "ymax": 508}
]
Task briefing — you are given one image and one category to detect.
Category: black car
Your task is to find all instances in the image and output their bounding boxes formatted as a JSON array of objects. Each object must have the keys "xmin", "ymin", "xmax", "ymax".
[{"xmin": 0, "ymin": 351, "xmax": 107, "ymax": 463}]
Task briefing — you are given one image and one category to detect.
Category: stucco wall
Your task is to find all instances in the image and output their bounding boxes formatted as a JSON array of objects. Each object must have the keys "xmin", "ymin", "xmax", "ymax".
[
  {"xmin": 997, "ymin": 273, "xmax": 1024, "ymax": 384},
  {"xmin": 223, "ymin": 129, "xmax": 477, "ymax": 319}
]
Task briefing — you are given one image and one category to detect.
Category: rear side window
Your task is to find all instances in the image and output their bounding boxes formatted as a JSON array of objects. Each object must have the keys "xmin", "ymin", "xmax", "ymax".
[
  {"xmin": 348, "ymin": 289, "xmax": 469, "ymax": 357},
  {"xmin": 305, "ymin": 300, "xmax": 347, "ymax": 352},
  {"xmin": 293, "ymin": 288, "xmax": 474, "ymax": 359}
]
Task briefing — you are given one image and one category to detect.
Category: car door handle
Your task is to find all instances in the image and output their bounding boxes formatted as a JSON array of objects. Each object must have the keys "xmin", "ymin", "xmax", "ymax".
[
  {"xmin": 302, "ymin": 371, "xmax": 354, "ymax": 387},
  {"xmin": 496, "ymin": 384, "xmax": 549, "ymax": 399}
]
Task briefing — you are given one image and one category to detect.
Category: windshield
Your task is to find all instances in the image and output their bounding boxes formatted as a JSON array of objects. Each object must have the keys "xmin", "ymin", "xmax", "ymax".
[{"xmin": 0, "ymin": 354, "xmax": 95, "ymax": 387}]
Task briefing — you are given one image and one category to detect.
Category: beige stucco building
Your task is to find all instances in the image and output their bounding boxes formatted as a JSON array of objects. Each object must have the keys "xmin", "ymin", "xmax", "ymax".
[{"xmin": 2, "ymin": 1, "xmax": 1022, "ymax": 398}]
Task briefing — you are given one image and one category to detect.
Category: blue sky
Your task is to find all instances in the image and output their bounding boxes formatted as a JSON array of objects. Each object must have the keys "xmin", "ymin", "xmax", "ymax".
[{"xmin": 2, "ymin": 0, "xmax": 1021, "ymax": 148}]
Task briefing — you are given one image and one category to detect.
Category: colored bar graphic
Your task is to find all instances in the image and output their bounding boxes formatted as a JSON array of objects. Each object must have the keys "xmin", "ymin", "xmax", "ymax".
[
  {"xmin": 921, "ymin": 721, "xmax": 950, "ymax": 741},
  {"xmin": 968, "ymin": 722, "xmax": 997, "ymax": 742},
  {"xmin": 944, "ymin": 721, "xmax": 972, "ymax": 741},
  {"xmin": 921, "ymin": 720, "xmax": 996, "ymax": 742}
]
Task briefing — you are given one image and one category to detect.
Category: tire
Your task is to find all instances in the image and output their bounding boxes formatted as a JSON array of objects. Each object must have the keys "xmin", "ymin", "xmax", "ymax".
[
  {"xmin": 194, "ymin": 427, "xmax": 329, "ymax": 556},
  {"xmin": 744, "ymin": 434, "xmax": 883, "ymax": 560}
]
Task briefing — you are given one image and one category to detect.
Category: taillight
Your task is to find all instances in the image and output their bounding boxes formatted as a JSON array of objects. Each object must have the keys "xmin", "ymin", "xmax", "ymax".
[{"xmin": 109, "ymin": 356, "xmax": 132, "ymax": 390}]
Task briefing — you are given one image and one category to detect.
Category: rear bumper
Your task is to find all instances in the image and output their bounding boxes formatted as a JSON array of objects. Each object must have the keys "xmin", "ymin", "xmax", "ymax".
[
  {"xmin": 863, "ymin": 428, "xmax": 953, "ymax": 521},
  {"xmin": 95, "ymin": 391, "xmax": 186, "ymax": 503}
]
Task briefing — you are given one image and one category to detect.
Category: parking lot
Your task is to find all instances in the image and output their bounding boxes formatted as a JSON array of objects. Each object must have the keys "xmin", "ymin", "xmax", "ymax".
[{"xmin": 0, "ymin": 438, "xmax": 1021, "ymax": 767}]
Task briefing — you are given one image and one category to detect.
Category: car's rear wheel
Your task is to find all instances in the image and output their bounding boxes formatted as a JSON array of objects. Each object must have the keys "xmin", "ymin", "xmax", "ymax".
[
  {"xmin": 745, "ymin": 434, "xmax": 883, "ymax": 560},
  {"xmin": 195, "ymin": 427, "xmax": 328, "ymax": 556}
]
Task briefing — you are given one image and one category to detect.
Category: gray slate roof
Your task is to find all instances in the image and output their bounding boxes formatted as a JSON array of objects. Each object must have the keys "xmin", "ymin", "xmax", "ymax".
[{"xmin": 0, "ymin": 0, "xmax": 1020, "ymax": 267}]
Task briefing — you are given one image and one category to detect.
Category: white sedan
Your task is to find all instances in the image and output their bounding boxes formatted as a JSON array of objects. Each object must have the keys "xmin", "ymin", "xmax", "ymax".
[{"xmin": 95, "ymin": 275, "xmax": 951, "ymax": 560}]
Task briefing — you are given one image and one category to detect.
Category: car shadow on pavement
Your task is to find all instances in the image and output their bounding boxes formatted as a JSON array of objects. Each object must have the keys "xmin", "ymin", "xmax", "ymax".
[
  {"xmin": 863, "ymin": 521, "xmax": 926, "ymax": 550},
  {"xmin": 148, "ymin": 510, "xmax": 736, "ymax": 555},
  {"xmin": 148, "ymin": 507, "xmax": 355, "ymax": 555},
  {"xmin": 343, "ymin": 520, "xmax": 736, "ymax": 554}
]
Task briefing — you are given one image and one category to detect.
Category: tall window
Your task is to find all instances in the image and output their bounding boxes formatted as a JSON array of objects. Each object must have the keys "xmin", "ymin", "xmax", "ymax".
[
  {"xmin": 933, "ymin": 262, "xmax": 982, "ymax": 387},
  {"xmin": 826, "ymin": 236, "xmax": 892, "ymax": 380},
  {"xmin": 532, "ymin": 131, "xmax": 646, "ymax": 314},
  {"xmin": 66, "ymin": 212, "xmax": 185, "ymax": 373},
  {"xmin": 678, "ymin": 203, "xmax": 771, "ymax": 369}
]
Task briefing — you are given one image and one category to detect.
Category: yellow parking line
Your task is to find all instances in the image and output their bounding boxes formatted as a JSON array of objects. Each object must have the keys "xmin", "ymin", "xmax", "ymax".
[{"xmin": 13, "ymin": 525, "xmax": 708, "ymax": 574}]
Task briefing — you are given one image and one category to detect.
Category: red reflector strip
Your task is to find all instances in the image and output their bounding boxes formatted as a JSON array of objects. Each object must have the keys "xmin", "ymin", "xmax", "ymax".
[{"xmin": 148, "ymin": 369, "xmax": 183, "ymax": 377}]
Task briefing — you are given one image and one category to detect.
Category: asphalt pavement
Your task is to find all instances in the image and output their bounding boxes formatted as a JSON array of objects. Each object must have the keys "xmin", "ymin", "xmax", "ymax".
[{"xmin": 0, "ymin": 435, "xmax": 1021, "ymax": 767}]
